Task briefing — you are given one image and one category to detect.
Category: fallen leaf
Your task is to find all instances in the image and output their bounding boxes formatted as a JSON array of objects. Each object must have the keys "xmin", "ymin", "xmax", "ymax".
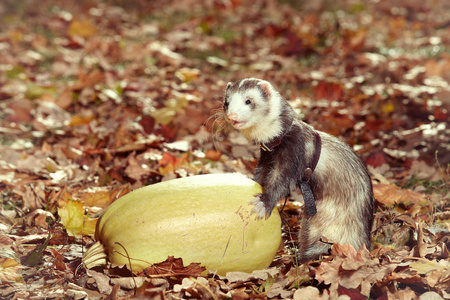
[
  {"xmin": 111, "ymin": 277, "xmax": 146, "ymax": 290},
  {"xmin": 21, "ymin": 233, "xmax": 51, "ymax": 267},
  {"xmin": 366, "ymin": 152, "xmax": 388, "ymax": 168},
  {"xmin": 337, "ymin": 285, "xmax": 367, "ymax": 300},
  {"xmin": 24, "ymin": 209, "xmax": 55, "ymax": 229},
  {"xmin": 78, "ymin": 188, "xmax": 113, "ymax": 208},
  {"xmin": 373, "ymin": 183, "xmax": 428, "ymax": 206},
  {"xmin": 425, "ymin": 260, "xmax": 450, "ymax": 289},
  {"xmin": 224, "ymin": 268, "xmax": 279, "ymax": 283},
  {"xmin": 49, "ymin": 249, "xmax": 67, "ymax": 271},
  {"xmin": 316, "ymin": 244, "xmax": 397, "ymax": 297},
  {"xmin": 0, "ymin": 258, "xmax": 22, "ymax": 283},
  {"xmin": 124, "ymin": 155, "xmax": 154, "ymax": 181},
  {"xmin": 69, "ymin": 114, "xmax": 95, "ymax": 126},
  {"xmin": 409, "ymin": 160, "xmax": 444, "ymax": 181},
  {"xmin": 58, "ymin": 200, "xmax": 97, "ymax": 237},
  {"xmin": 313, "ymin": 81, "xmax": 344, "ymax": 101},
  {"xmin": 293, "ymin": 286, "xmax": 328, "ymax": 300},
  {"xmin": 87, "ymin": 269, "xmax": 113, "ymax": 294},
  {"xmin": 175, "ymin": 68, "xmax": 200, "ymax": 83},
  {"xmin": 173, "ymin": 277, "xmax": 214, "ymax": 299},
  {"xmin": 205, "ymin": 149, "xmax": 222, "ymax": 161},
  {"xmin": 415, "ymin": 222, "xmax": 428, "ymax": 258},
  {"xmin": 267, "ymin": 277, "xmax": 293, "ymax": 298},
  {"xmin": 141, "ymin": 256, "xmax": 206, "ymax": 278},
  {"xmin": 68, "ymin": 19, "xmax": 97, "ymax": 38}
]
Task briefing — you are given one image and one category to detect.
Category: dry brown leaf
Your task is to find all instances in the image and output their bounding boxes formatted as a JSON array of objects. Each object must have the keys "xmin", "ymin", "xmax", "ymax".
[
  {"xmin": 387, "ymin": 287, "xmax": 418, "ymax": 300},
  {"xmin": 224, "ymin": 268, "xmax": 279, "ymax": 283},
  {"xmin": 415, "ymin": 222, "xmax": 428, "ymax": 258},
  {"xmin": 409, "ymin": 160, "xmax": 444, "ymax": 181},
  {"xmin": 70, "ymin": 69, "xmax": 105, "ymax": 90},
  {"xmin": 427, "ymin": 267, "xmax": 450, "ymax": 291},
  {"xmin": 0, "ymin": 235, "xmax": 14, "ymax": 246},
  {"xmin": 293, "ymin": 286, "xmax": 329, "ymax": 300},
  {"xmin": 124, "ymin": 155, "xmax": 154, "ymax": 181},
  {"xmin": 373, "ymin": 183, "xmax": 427, "ymax": 206},
  {"xmin": 14, "ymin": 184, "xmax": 47, "ymax": 210},
  {"xmin": 231, "ymin": 289, "xmax": 251, "ymax": 300},
  {"xmin": 110, "ymin": 277, "xmax": 147, "ymax": 290},
  {"xmin": 141, "ymin": 256, "xmax": 206, "ymax": 278},
  {"xmin": 24, "ymin": 209, "xmax": 55, "ymax": 229},
  {"xmin": 267, "ymin": 277, "xmax": 293, "ymax": 298},
  {"xmin": 385, "ymin": 269, "xmax": 423, "ymax": 285},
  {"xmin": 55, "ymin": 89, "xmax": 74, "ymax": 110},
  {"xmin": 49, "ymin": 249, "xmax": 66, "ymax": 271},
  {"xmin": 205, "ymin": 149, "xmax": 222, "ymax": 161},
  {"xmin": 409, "ymin": 259, "xmax": 450, "ymax": 290},
  {"xmin": 87, "ymin": 269, "xmax": 113, "ymax": 294},
  {"xmin": 172, "ymin": 277, "xmax": 218, "ymax": 299},
  {"xmin": 316, "ymin": 244, "xmax": 398, "ymax": 297}
]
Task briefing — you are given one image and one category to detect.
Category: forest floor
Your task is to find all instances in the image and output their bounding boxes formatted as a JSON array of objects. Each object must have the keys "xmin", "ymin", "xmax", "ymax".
[{"xmin": 0, "ymin": 0, "xmax": 449, "ymax": 299}]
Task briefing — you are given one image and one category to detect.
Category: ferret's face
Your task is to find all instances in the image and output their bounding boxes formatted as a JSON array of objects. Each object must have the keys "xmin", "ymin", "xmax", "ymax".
[{"xmin": 223, "ymin": 79, "xmax": 271, "ymax": 130}]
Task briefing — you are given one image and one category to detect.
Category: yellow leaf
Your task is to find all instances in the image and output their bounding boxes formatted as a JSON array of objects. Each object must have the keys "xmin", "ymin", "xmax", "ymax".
[
  {"xmin": 410, "ymin": 260, "xmax": 445, "ymax": 275},
  {"xmin": 79, "ymin": 189, "xmax": 112, "ymax": 208},
  {"xmin": 58, "ymin": 200, "xmax": 97, "ymax": 237},
  {"xmin": 69, "ymin": 115, "xmax": 95, "ymax": 126},
  {"xmin": 0, "ymin": 258, "xmax": 21, "ymax": 282},
  {"xmin": 175, "ymin": 68, "xmax": 200, "ymax": 82},
  {"xmin": 151, "ymin": 107, "xmax": 176, "ymax": 125},
  {"xmin": 382, "ymin": 102, "xmax": 395, "ymax": 114},
  {"xmin": 68, "ymin": 19, "xmax": 97, "ymax": 38}
]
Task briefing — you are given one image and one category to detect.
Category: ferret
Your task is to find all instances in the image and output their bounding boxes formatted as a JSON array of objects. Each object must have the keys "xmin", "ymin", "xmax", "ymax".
[{"xmin": 222, "ymin": 78, "xmax": 374, "ymax": 263}]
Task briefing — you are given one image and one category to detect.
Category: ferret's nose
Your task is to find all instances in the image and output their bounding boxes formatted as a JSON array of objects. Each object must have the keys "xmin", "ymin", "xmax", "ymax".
[{"xmin": 227, "ymin": 112, "xmax": 238, "ymax": 121}]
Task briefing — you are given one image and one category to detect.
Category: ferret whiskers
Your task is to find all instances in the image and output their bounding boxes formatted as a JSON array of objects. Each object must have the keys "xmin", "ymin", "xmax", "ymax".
[{"xmin": 205, "ymin": 107, "xmax": 227, "ymax": 150}]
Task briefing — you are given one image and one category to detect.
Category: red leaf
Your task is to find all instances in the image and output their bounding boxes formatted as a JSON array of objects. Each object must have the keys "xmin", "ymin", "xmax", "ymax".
[
  {"xmin": 139, "ymin": 115, "xmax": 156, "ymax": 134},
  {"xmin": 313, "ymin": 81, "xmax": 344, "ymax": 101},
  {"xmin": 49, "ymin": 249, "xmax": 66, "ymax": 271},
  {"xmin": 337, "ymin": 285, "xmax": 367, "ymax": 300},
  {"xmin": 365, "ymin": 152, "xmax": 387, "ymax": 168}
]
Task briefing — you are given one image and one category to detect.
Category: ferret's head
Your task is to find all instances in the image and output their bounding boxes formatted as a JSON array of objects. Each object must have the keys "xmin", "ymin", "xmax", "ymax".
[{"xmin": 223, "ymin": 78, "xmax": 281, "ymax": 131}]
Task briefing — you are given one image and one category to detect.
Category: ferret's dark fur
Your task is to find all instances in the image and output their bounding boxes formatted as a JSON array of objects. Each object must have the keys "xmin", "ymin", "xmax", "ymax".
[{"xmin": 222, "ymin": 78, "xmax": 374, "ymax": 263}]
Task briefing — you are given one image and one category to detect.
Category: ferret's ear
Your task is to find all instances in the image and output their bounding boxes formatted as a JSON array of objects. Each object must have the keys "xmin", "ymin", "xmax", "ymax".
[
  {"xmin": 258, "ymin": 81, "xmax": 272, "ymax": 99},
  {"xmin": 226, "ymin": 82, "xmax": 232, "ymax": 90}
]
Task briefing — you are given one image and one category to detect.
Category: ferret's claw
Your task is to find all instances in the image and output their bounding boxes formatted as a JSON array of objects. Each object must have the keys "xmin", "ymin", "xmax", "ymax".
[{"xmin": 250, "ymin": 195, "xmax": 267, "ymax": 219}]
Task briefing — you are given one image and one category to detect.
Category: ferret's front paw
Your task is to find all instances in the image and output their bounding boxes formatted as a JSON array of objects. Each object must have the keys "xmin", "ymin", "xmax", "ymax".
[{"xmin": 250, "ymin": 194, "xmax": 271, "ymax": 219}]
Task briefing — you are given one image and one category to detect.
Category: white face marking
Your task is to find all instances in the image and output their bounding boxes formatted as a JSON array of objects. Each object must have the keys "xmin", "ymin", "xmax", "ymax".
[
  {"xmin": 226, "ymin": 88, "xmax": 261, "ymax": 128},
  {"xmin": 225, "ymin": 80, "xmax": 284, "ymax": 143}
]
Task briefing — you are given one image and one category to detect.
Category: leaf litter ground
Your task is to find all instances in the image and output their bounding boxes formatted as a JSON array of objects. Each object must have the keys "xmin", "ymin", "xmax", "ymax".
[{"xmin": 0, "ymin": 0, "xmax": 449, "ymax": 299}]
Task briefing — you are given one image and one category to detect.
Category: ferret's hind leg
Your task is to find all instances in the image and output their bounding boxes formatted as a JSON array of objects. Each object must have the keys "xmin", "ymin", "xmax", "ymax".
[{"xmin": 297, "ymin": 216, "xmax": 331, "ymax": 263}]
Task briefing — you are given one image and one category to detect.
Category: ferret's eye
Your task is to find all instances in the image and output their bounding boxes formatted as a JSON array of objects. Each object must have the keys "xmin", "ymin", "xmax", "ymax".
[{"xmin": 245, "ymin": 99, "xmax": 251, "ymax": 105}]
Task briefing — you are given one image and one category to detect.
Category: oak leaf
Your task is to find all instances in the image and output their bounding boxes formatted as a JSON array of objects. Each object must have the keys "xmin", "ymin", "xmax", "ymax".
[{"xmin": 316, "ymin": 244, "xmax": 397, "ymax": 297}]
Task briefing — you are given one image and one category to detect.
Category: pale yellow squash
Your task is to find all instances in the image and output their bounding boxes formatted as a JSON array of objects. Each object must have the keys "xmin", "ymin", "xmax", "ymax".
[{"xmin": 83, "ymin": 173, "xmax": 281, "ymax": 275}]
